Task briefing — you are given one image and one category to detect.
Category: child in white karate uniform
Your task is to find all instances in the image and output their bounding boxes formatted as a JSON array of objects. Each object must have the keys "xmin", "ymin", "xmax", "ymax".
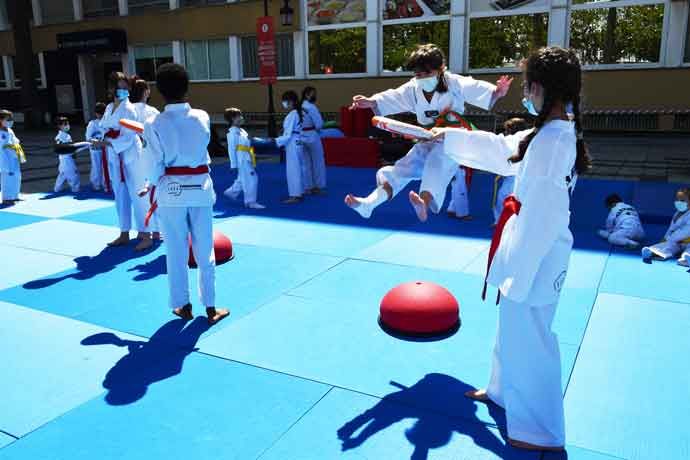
[
  {"xmin": 432, "ymin": 46, "xmax": 591, "ymax": 452},
  {"xmin": 0, "ymin": 110, "xmax": 25, "ymax": 204},
  {"xmin": 489, "ymin": 118, "xmax": 529, "ymax": 225},
  {"xmin": 275, "ymin": 91, "xmax": 304, "ymax": 204},
  {"xmin": 446, "ymin": 167, "xmax": 472, "ymax": 220},
  {"xmin": 641, "ymin": 188, "xmax": 690, "ymax": 263},
  {"xmin": 223, "ymin": 108, "xmax": 265, "ymax": 209},
  {"xmin": 597, "ymin": 194, "xmax": 645, "ymax": 249},
  {"xmin": 140, "ymin": 63, "xmax": 229, "ymax": 326},
  {"xmin": 300, "ymin": 86, "xmax": 327, "ymax": 195},
  {"xmin": 346, "ymin": 44, "xmax": 511, "ymax": 221},
  {"xmin": 54, "ymin": 116, "xmax": 80, "ymax": 193},
  {"xmin": 85, "ymin": 103, "xmax": 106, "ymax": 191}
]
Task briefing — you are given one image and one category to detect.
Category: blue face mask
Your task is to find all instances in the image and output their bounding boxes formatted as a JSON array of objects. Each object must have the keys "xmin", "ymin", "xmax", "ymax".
[
  {"xmin": 522, "ymin": 97, "xmax": 538, "ymax": 116},
  {"xmin": 116, "ymin": 89, "xmax": 129, "ymax": 101}
]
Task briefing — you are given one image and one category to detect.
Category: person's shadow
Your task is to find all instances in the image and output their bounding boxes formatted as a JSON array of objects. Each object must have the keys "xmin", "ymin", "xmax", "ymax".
[
  {"xmin": 337, "ymin": 374, "xmax": 529, "ymax": 460},
  {"xmin": 127, "ymin": 254, "xmax": 167, "ymax": 281},
  {"xmin": 81, "ymin": 318, "xmax": 209, "ymax": 405},
  {"xmin": 23, "ymin": 243, "xmax": 162, "ymax": 289}
]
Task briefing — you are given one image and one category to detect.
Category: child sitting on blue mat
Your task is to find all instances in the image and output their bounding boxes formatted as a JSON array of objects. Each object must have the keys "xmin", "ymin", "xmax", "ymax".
[
  {"xmin": 641, "ymin": 187, "xmax": 690, "ymax": 264},
  {"xmin": 597, "ymin": 194, "xmax": 645, "ymax": 249}
]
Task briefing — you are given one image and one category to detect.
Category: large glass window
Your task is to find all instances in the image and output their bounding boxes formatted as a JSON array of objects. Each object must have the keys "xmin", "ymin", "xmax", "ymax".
[
  {"xmin": 180, "ymin": 0, "xmax": 227, "ymax": 5},
  {"xmin": 308, "ymin": 27, "xmax": 366, "ymax": 74},
  {"xmin": 469, "ymin": 14, "xmax": 548, "ymax": 69},
  {"xmin": 383, "ymin": 21, "xmax": 449, "ymax": 73},
  {"xmin": 383, "ymin": 0, "xmax": 449, "ymax": 20},
  {"xmin": 134, "ymin": 44, "xmax": 173, "ymax": 82},
  {"xmin": 39, "ymin": 0, "xmax": 74, "ymax": 24},
  {"xmin": 0, "ymin": 58, "xmax": 7, "ymax": 88},
  {"xmin": 0, "ymin": 0, "xmax": 8, "ymax": 30},
  {"xmin": 307, "ymin": 0, "xmax": 365, "ymax": 26},
  {"xmin": 241, "ymin": 34, "xmax": 295, "ymax": 78},
  {"xmin": 83, "ymin": 0, "xmax": 119, "ymax": 18},
  {"xmin": 684, "ymin": 9, "xmax": 690, "ymax": 63},
  {"xmin": 127, "ymin": 0, "xmax": 169, "ymax": 15},
  {"xmin": 12, "ymin": 55, "xmax": 43, "ymax": 88},
  {"xmin": 184, "ymin": 39, "xmax": 231, "ymax": 81},
  {"xmin": 570, "ymin": 5, "xmax": 665, "ymax": 65}
]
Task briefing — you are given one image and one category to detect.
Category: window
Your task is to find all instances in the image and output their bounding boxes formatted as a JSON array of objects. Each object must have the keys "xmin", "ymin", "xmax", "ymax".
[
  {"xmin": 134, "ymin": 44, "xmax": 173, "ymax": 82},
  {"xmin": 468, "ymin": 0, "xmax": 548, "ymax": 14},
  {"xmin": 0, "ymin": 58, "xmax": 6, "ymax": 88},
  {"xmin": 0, "ymin": 0, "xmax": 8, "ymax": 30},
  {"xmin": 241, "ymin": 34, "xmax": 295, "ymax": 78},
  {"xmin": 383, "ymin": 22, "xmax": 450, "ymax": 73},
  {"xmin": 309, "ymin": 28, "xmax": 366, "ymax": 74},
  {"xmin": 383, "ymin": 0, "xmax": 449, "ymax": 20},
  {"xmin": 570, "ymin": 5, "xmax": 665, "ymax": 65},
  {"xmin": 684, "ymin": 9, "xmax": 690, "ymax": 63},
  {"xmin": 83, "ymin": 0, "xmax": 119, "ymax": 18},
  {"xmin": 39, "ymin": 0, "xmax": 74, "ymax": 24},
  {"xmin": 184, "ymin": 39, "xmax": 231, "ymax": 81},
  {"xmin": 469, "ymin": 14, "xmax": 548, "ymax": 69},
  {"xmin": 180, "ymin": 0, "xmax": 227, "ymax": 6},
  {"xmin": 12, "ymin": 55, "xmax": 43, "ymax": 88},
  {"xmin": 127, "ymin": 0, "xmax": 169, "ymax": 15},
  {"xmin": 307, "ymin": 0, "xmax": 365, "ymax": 26}
]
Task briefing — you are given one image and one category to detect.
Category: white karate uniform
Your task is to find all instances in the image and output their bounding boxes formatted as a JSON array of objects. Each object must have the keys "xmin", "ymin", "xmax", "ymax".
[
  {"xmin": 443, "ymin": 120, "xmax": 577, "ymax": 447},
  {"xmin": 224, "ymin": 126, "xmax": 259, "ymax": 205},
  {"xmin": 447, "ymin": 168, "xmax": 470, "ymax": 217},
  {"xmin": 275, "ymin": 110, "xmax": 303, "ymax": 198},
  {"xmin": 133, "ymin": 102, "xmax": 161, "ymax": 233},
  {"xmin": 300, "ymin": 100, "xmax": 327, "ymax": 191},
  {"xmin": 597, "ymin": 202, "xmax": 645, "ymax": 247},
  {"xmin": 101, "ymin": 100, "xmax": 144, "ymax": 232},
  {"xmin": 642, "ymin": 210, "xmax": 690, "ymax": 260},
  {"xmin": 54, "ymin": 131, "xmax": 80, "ymax": 193},
  {"xmin": 371, "ymin": 72, "xmax": 496, "ymax": 214},
  {"xmin": 0, "ymin": 128, "xmax": 23, "ymax": 201},
  {"xmin": 144, "ymin": 102, "xmax": 216, "ymax": 309},
  {"xmin": 493, "ymin": 175, "xmax": 516, "ymax": 223},
  {"xmin": 85, "ymin": 118, "xmax": 105, "ymax": 190}
]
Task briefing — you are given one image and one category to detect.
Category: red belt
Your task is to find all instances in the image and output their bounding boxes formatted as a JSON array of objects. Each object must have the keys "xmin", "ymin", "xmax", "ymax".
[
  {"xmin": 483, "ymin": 195, "xmax": 521, "ymax": 304},
  {"xmin": 462, "ymin": 166, "xmax": 473, "ymax": 189},
  {"xmin": 144, "ymin": 165, "xmax": 210, "ymax": 227},
  {"xmin": 101, "ymin": 129, "xmax": 122, "ymax": 193}
]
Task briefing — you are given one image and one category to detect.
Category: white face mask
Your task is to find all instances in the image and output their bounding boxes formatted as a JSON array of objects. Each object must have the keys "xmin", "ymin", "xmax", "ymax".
[
  {"xmin": 417, "ymin": 75, "xmax": 438, "ymax": 93},
  {"xmin": 2, "ymin": 120, "xmax": 13, "ymax": 129},
  {"xmin": 62, "ymin": 125, "xmax": 71, "ymax": 133},
  {"xmin": 675, "ymin": 200, "xmax": 689, "ymax": 212},
  {"xmin": 282, "ymin": 101, "xmax": 290, "ymax": 110}
]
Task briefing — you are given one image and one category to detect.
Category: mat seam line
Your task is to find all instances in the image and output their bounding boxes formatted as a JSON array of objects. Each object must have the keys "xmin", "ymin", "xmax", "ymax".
[{"xmin": 0, "ymin": 430, "xmax": 18, "ymax": 440}]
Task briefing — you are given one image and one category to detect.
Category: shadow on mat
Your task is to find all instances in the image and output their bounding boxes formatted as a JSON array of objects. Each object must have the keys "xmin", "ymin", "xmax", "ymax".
[
  {"xmin": 81, "ymin": 318, "xmax": 208, "ymax": 405},
  {"xmin": 336, "ymin": 373, "xmax": 534, "ymax": 460},
  {"xmin": 22, "ymin": 242, "xmax": 163, "ymax": 289}
]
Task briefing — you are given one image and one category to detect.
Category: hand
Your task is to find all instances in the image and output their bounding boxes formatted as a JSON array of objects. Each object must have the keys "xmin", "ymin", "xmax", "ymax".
[
  {"xmin": 137, "ymin": 186, "xmax": 150, "ymax": 197},
  {"xmin": 429, "ymin": 127, "xmax": 448, "ymax": 141},
  {"xmin": 350, "ymin": 95, "xmax": 376, "ymax": 110},
  {"xmin": 494, "ymin": 75, "xmax": 514, "ymax": 100}
]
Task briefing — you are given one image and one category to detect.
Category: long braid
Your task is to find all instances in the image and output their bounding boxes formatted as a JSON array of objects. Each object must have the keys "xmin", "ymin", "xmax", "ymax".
[{"xmin": 571, "ymin": 93, "xmax": 591, "ymax": 174}]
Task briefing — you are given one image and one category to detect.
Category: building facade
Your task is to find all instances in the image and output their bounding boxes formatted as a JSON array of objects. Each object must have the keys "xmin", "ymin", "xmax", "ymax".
[{"xmin": 0, "ymin": 0, "xmax": 689, "ymax": 129}]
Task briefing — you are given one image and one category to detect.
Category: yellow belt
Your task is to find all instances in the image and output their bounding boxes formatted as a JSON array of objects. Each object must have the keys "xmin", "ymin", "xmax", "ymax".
[
  {"xmin": 237, "ymin": 144, "xmax": 256, "ymax": 167},
  {"xmin": 6, "ymin": 144, "xmax": 26, "ymax": 163}
]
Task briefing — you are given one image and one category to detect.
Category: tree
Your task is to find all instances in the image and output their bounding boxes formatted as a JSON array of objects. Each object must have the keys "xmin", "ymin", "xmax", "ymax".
[{"xmin": 7, "ymin": 0, "xmax": 43, "ymax": 128}]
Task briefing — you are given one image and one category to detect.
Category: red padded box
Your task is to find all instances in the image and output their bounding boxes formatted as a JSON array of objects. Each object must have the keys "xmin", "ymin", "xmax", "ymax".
[{"xmin": 323, "ymin": 137, "xmax": 380, "ymax": 168}]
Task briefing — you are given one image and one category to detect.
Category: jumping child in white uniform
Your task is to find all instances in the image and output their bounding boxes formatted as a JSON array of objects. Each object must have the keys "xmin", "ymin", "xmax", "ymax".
[
  {"xmin": 300, "ymin": 86, "xmax": 327, "ymax": 195},
  {"xmin": 85, "ymin": 103, "xmax": 106, "ymax": 191},
  {"xmin": 597, "ymin": 194, "xmax": 645, "ymax": 249},
  {"xmin": 346, "ymin": 44, "xmax": 512, "ymax": 220},
  {"xmin": 275, "ymin": 91, "xmax": 304, "ymax": 204},
  {"xmin": 54, "ymin": 116, "xmax": 80, "ymax": 193},
  {"xmin": 140, "ymin": 63, "xmax": 229, "ymax": 325},
  {"xmin": 0, "ymin": 110, "xmax": 25, "ymax": 204},
  {"xmin": 223, "ymin": 108, "xmax": 265, "ymax": 209},
  {"xmin": 641, "ymin": 188, "xmax": 690, "ymax": 263},
  {"xmin": 431, "ymin": 47, "xmax": 591, "ymax": 452},
  {"xmin": 489, "ymin": 118, "xmax": 529, "ymax": 225}
]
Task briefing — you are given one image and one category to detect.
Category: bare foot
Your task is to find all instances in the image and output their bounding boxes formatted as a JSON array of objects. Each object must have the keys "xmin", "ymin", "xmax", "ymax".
[
  {"xmin": 345, "ymin": 194, "xmax": 373, "ymax": 219},
  {"xmin": 173, "ymin": 303, "xmax": 194, "ymax": 321},
  {"xmin": 152, "ymin": 232, "xmax": 162, "ymax": 240},
  {"xmin": 108, "ymin": 234, "xmax": 130, "ymax": 247},
  {"xmin": 508, "ymin": 438, "xmax": 564, "ymax": 452},
  {"xmin": 207, "ymin": 307, "xmax": 230, "ymax": 325},
  {"xmin": 135, "ymin": 237, "xmax": 153, "ymax": 252},
  {"xmin": 464, "ymin": 389, "xmax": 490, "ymax": 401},
  {"xmin": 409, "ymin": 191, "xmax": 428, "ymax": 222}
]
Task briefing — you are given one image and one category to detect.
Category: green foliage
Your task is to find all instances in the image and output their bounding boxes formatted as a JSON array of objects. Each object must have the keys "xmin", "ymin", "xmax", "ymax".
[
  {"xmin": 469, "ymin": 14, "xmax": 548, "ymax": 69},
  {"xmin": 383, "ymin": 22, "xmax": 450, "ymax": 72},
  {"xmin": 309, "ymin": 28, "xmax": 367, "ymax": 74}
]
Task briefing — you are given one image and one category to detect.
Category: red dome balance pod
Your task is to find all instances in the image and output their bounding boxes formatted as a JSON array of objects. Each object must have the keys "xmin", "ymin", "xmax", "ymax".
[
  {"xmin": 379, "ymin": 281, "xmax": 460, "ymax": 337},
  {"xmin": 188, "ymin": 231, "xmax": 234, "ymax": 268}
]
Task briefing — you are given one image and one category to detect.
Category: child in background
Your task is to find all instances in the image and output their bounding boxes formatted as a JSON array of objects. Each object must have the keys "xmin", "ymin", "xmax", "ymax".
[
  {"xmin": 597, "ymin": 194, "xmax": 645, "ymax": 249},
  {"xmin": 85, "ymin": 103, "xmax": 106, "ymax": 191},
  {"xmin": 223, "ymin": 108, "xmax": 265, "ymax": 209},
  {"xmin": 275, "ymin": 91, "xmax": 304, "ymax": 204},
  {"xmin": 0, "ymin": 110, "xmax": 25, "ymax": 204},
  {"xmin": 300, "ymin": 86, "xmax": 327, "ymax": 195},
  {"xmin": 54, "ymin": 116, "xmax": 81, "ymax": 193},
  {"xmin": 446, "ymin": 167, "xmax": 472, "ymax": 221},
  {"xmin": 641, "ymin": 188, "xmax": 690, "ymax": 263},
  {"xmin": 490, "ymin": 117, "xmax": 529, "ymax": 226}
]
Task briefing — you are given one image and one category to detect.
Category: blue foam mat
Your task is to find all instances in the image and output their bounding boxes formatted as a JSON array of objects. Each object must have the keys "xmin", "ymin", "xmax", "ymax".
[
  {"xmin": 0, "ymin": 433, "xmax": 15, "ymax": 450},
  {"xmin": 0, "ymin": 245, "xmax": 76, "ymax": 291},
  {"xmin": 0, "ymin": 211, "xmax": 45, "ymax": 231},
  {"xmin": 0, "ymin": 353, "xmax": 330, "ymax": 460},
  {"xmin": 543, "ymin": 446, "xmax": 627, "ymax": 460},
  {"xmin": 259, "ymin": 387, "xmax": 539, "ymax": 460},
  {"xmin": 0, "ymin": 193, "xmax": 113, "ymax": 219},
  {"xmin": 564, "ymin": 293, "xmax": 690, "ymax": 460}
]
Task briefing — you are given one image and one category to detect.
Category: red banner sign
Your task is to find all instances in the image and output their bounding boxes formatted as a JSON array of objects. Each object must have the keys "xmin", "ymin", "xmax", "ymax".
[{"xmin": 257, "ymin": 16, "xmax": 277, "ymax": 85}]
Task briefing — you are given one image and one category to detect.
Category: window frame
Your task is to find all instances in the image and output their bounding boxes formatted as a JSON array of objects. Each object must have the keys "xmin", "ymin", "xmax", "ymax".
[
  {"xmin": 682, "ymin": 5, "xmax": 690, "ymax": 67},
  {"xmin": 11, "ymin": 53, "xmax": 47, "ymax": 90},
  {"xmin": 239, "ymin": 33, "xmax": 297, "ymax": 81},
  {"xmin": 183, "ymin": 38, "xmax": 233, "ymax": 83},
  {"xmin": 132, "ymin": 43, "xmax": 174, "ymax": 83},
  {"xmin": 566, "ymin": 0, "xmax": 670, "ymax": 70}
]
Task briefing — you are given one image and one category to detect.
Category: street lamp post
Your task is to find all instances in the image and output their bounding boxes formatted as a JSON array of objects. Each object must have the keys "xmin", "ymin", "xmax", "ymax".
[{"xmin": 264, "ymin": 0, "xmax": 277, "ymax": 138}]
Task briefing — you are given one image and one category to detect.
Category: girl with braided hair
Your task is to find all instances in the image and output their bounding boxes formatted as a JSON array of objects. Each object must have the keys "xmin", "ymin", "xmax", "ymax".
[{"xmin": 431, "ymin": 46, "xmax": 591, "ymax": 451}]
